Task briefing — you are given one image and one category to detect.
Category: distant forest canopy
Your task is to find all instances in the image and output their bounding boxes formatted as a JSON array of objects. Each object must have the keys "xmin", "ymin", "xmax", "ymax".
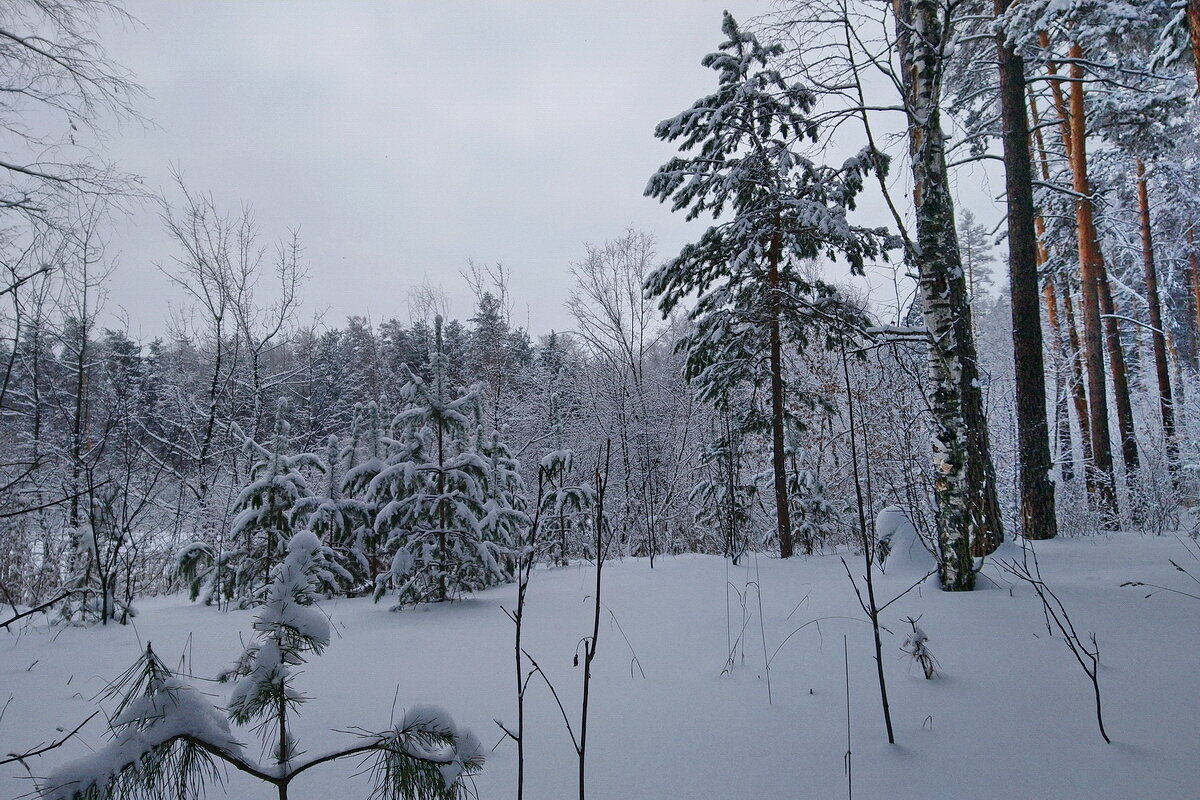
[{"xmin": 3, "ymin": 0, "xmax": 1200, "ymax": 618}]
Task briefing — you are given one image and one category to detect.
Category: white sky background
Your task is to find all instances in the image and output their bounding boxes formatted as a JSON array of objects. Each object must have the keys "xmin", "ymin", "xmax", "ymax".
[{"xmin": 96, "ymin": 1, "xmax": 1004, "ymax": 341}]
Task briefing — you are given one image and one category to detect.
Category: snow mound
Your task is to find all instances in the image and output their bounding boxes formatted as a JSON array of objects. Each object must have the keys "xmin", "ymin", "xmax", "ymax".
[
  {"xmin": 975, "ymin": 535, "xmax": 1038, "ymax": 589},
  {"xmin": 875, "ymin": 505, "xmax": 935, "ymax": 579}
]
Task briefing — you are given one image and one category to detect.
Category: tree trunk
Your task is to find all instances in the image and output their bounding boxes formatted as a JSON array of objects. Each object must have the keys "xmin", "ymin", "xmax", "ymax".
[
  {"xmin": 1136, "ymin": 158, "xmax": 1178, "ymax": 474},
  {"xmin": 1097, "ymin": 271, "xmax": 1140, "ymax": 480},
  {"xmin": 895, "ymin": 0, "xmax": 1003, "ymax": 589},
  {"xmin": 437, "ymin": 421, "xmax": 448, "ymax": 602},
  {"xmin": 1190, "ymin": 228, "xmax": 1200, "ymax": 366},
  {"xmin": 1064, "ymin": 41, "xmax": 1119, "ymax": 520},
  {"xmin": 995, "ymin": 0, "xmax": 1056, "ymax": 539},
  {"xmin": 1188, "ymin": 0, "xmax": 1200, "ymax": 93},
  {"xmin": 1038, "ymin": 35, "xmax": 1109, "ymax": 506},
  {"xmin": 767, "ymin": 231, "xmax": 794, "ymax": 559},
  {"xmin": 1060, "ymin": 283, "xmax": 1096, "ymax": 480},
  {"xmin": 1029, "ymin": 86, "xmax": 1088, "ymax": 489},
  {"xmin": 1042, "ymin": 281, "xmax": 1075, "ymax": 483},
  {"xmin": 1167, "ymin": 327, "xmax": 1186, "ymax": 434},
  {"xmin": 277, "ymin": 676, "xmax": 290, "ymax": 800}
]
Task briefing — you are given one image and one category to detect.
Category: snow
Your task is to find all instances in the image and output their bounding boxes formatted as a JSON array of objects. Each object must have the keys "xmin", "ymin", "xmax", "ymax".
[
  {"xmin": 875, "ymin": 505, "xmax": 936, "ymax": 582},
  {"xmin": 394, "ymin": 704, "xmax": 483, "ymax": 788},
  {"xmin": 254, "ymin": 532, "xmax": 332, "ymax": 646},
  {"xmin": 40, "ymin": 675, "xmax": 240, "ymax": 800},
  {"xmin": 5, "ymin": 533, "xmax": 1199, "ymax": 799}
]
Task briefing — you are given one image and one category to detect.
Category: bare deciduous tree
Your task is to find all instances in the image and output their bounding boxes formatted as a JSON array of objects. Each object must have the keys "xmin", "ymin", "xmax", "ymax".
[{"xmin": 0, "ymin": 0, "xmax": 145, "ymax": 222}]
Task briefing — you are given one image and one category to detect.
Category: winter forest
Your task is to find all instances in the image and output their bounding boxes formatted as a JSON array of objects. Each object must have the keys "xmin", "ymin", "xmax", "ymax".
[{"xmin": 2, "ymin": 1, "xmax": 1200, "ymax": 798}]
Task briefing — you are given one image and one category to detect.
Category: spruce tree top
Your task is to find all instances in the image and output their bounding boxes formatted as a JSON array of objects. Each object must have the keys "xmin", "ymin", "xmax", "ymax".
[
  {"xmin": 647, "ymin": 12, "xmax": 817, "ymax": 223},
  {"xmin": 645, "ymin": 12, "xmax": 889, "ymax": 317},
  {"xmin": 643, "ymin": 13, "xmax": 888, "ymax": 409}
]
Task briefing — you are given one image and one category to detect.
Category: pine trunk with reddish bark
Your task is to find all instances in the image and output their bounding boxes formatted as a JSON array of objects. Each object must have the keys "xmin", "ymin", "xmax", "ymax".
[
  {"xmin": 1064, "ymin": 42, "xmax": 1119, "ymax": 520},
  {"xmin": 1043, "ymin": 281, "xmax": 1076, "ymax": 483},
  {"xmin": 1189, "ymin": 0, "xmax": 1200, "ymax": 93},
  {"xmin": 1060, "ymin": 283, "xmax": 1095, "ymax": 474},
  {"xmin": 1029, "ymin": 86, "xmax": 1088, "ymax": 488},
  {"xmin": 1190, "ymin": 229, "xmax": 1200, "ymax": 363},
  {"xmin": 1097, "ymin": 272, "xmax": 1140, "ymax": 479},
  {"xmin": 1136, "ymin": 159, "xmax": 1178, "ymax": 474}
]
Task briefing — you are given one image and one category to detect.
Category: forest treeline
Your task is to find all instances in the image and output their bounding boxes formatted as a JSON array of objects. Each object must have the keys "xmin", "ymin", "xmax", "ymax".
[{"xmin": 3, "ymin": 0, "xmax": 1200, "ymax": 621}]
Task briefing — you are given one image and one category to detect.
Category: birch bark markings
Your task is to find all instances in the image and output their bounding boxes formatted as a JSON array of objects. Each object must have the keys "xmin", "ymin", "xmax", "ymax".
[{"xmin": 894, "ymin": 0, "xmax": 1004, "ymax": 589}]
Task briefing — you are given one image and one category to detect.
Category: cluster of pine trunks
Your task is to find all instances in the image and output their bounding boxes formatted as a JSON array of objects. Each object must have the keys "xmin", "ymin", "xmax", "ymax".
[{"xmin": 873, "ymin": 0, "xmax": 1200, "ymax": 588}]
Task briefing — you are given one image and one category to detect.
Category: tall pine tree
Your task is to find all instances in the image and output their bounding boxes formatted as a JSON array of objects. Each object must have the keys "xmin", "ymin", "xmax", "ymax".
[{"xmin": 646, "ymin": 12, "xmax": 887, "ymax": 558}]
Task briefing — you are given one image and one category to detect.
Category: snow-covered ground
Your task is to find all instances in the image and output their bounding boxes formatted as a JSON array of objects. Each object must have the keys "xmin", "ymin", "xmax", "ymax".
[{"xmin": 3, "ymin": 532, "xmax": 1198, "ymax": 799}]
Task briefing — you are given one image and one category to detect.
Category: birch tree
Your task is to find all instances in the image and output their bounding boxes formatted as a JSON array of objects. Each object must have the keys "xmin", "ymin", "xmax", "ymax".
[{"xmin": 892, "ymin": 0, "xmax": 1005, "ymax": 585}]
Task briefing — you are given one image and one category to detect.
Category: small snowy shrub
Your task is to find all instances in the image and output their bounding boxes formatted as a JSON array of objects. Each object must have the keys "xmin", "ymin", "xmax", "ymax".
[
  {"xmin": 689, "ymin": 424, "xmax": 756, "ymax": 563},
  {"xmin": 900, "ymin": 616, "xmax": 938, "ymax": 679},
  {"xmin": 788, "ymin": 444, "xmax": 835, "ymax": 556},
  {"xmin": 538, "ymin": 448, "xmax": 596, "ymax": 565}
]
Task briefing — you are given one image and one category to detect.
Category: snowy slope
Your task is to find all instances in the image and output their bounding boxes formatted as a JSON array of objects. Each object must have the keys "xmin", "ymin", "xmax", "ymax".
[{"xmin": 2, "ymin": 533, "xmax": 1198, "ymax": 799}]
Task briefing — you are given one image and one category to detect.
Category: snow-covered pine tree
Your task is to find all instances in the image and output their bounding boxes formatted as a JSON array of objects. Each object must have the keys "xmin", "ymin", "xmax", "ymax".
[
  {"xmin": 178, "ymin": 404, "xmax": 344, "ymax": 607},
  {"xmin": 220, "ymin": 530, "xmax": 338, "ymax": 768},
  {"xmin": 292, "ymin": 433, "xmax": 375, "ymax": 595},
  {"xmin": 787, "ymin": 440, "xmax": 836, "ymax": 555},
  {"xmin": 645, "ymin": 12, "xmax": 889, "ymax": 559},
  {"xmin": 337, "ymin": 399, "xmax": 394, "ymax": 584},
  {"xmin": 42, "ymin": 530, "xmax": 484, "ymax": 800},
  {"xmin": 534, "ymin": 331, "xmax": 580, "ymax": 439},
  {"xmin": 370, "ymin": 317, "xmax": 515, "ymax": 605},
  {"xmin": 538, "ymin": 447, "xmax": 596, "ymax": 565},
  {"xmin": 479, "ymin": 430, "xmax": 530, "ymax": 577},
  {"xmin": 689, "ymin": 409, "xmax": 757, "ymax": 563}
]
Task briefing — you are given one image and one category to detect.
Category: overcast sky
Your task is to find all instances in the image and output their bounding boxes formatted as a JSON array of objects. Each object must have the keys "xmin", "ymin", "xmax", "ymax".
[{"xmin": 97, "ymin": 1, "xmax": 1002, "ymax": 341}]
